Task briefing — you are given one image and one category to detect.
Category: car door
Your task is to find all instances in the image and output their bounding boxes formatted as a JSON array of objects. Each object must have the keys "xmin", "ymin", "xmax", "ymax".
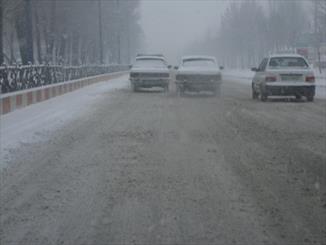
[{"xmin": 253, "ymin": 58, "xmax": 268, "ymax": 90}]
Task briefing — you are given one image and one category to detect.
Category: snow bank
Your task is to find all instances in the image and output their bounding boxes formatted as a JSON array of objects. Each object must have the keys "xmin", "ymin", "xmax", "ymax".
[{"xmin": 0, "ymin": 75, "xmax": 129, "ymax": 168}]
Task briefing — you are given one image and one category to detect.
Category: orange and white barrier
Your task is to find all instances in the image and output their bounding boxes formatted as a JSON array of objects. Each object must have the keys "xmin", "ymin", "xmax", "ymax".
[{"xmin": 0, "ymin": 71, "xmax": 127, "ymax": 115}]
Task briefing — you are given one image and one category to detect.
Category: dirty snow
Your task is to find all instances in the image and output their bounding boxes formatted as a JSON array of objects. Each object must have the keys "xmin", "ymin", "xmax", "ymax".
[{"xmin": 0, "ymin": 75, "xmax": 129, "ymax": 168}]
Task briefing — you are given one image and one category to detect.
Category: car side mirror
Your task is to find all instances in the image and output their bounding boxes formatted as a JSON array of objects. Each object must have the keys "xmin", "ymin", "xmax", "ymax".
[
  {"xmin": 168, "ymin": 65, "xmax": 172, "ymax": 69},
  {"xmin": 129, "ymin": 64, "xmax": 132, "ymax": 69},
  {"xmin": 174, "ymin": 66, "xmax": 179, "ymax": 70},
  {"xmin": 219, "ymin": 66, "xmax": 224, "ymax": 70},
  {"xmin": 251, "ymin": 67, "xmax": 258, "ymax": 72}
]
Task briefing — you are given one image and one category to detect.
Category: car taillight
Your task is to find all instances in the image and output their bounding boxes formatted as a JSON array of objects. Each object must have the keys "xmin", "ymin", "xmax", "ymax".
[
  {"xmin": 305, "ymin": 76, "xmax": 315, "ymax": 83},
  {"xmin": 265, "ymin": 76, "xmax": 277, "ymax": 82}
]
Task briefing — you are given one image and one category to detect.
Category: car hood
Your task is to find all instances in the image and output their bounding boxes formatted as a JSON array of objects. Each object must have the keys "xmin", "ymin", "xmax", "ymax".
[
  {"xmin": 131, "ymin": 67, "xmax": 169, "ymax": 73},
  {"xmin": 177, "ymin": 67, "xmax": 221, "ymax": 75}
]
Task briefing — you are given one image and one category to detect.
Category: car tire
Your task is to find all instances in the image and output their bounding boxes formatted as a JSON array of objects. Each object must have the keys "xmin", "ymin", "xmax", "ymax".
[
  {"xmin": 252, "ymin": 83, "xmax": 259, "ymax": 100},
  {"xmin": 252, "ymin": 88, "xmax": 258, "ymax": 100},
  {"xmin": 164, "ymin": 85, "xmax": 169, "ymax": 93},
  {"xmin": 176, "ymin": 85, "xmax": 184, "ymax": 96},
  {"xmin": 295, "ymin": 94, "xmax": 302, "ymax": 100},
  {"xmin": 260, "ymin": 93, "xmax": 267, "ymax": 102},
  {"xmin": 307, "ymin": 95, "xmax": 314, "ymax": 102},
  {"xmin": 132, "ymin": 84, "xmax": 138, "ymax": 92},
  {"xmin": 259, "ymin": 84, "xmax": 267, "ymax": 102},
  {"xmin": 176, "ymin": 85, "xmax": 180, "ymax": 95},
  {"xmin": 179, "ymin": 88, "xmax": 185, "ymax": 97},
  {"xmin": 214, "ymin": 84, "xmax": 221, "ymax": 97}
]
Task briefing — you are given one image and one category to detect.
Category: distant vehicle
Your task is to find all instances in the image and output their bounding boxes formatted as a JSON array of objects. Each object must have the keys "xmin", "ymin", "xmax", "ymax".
[
  {"xmin": 175, "ymin": 56, "xmax": 223, "ymax": 96},
  {"xmin": 129, "ymin": 55, "xmax": 171, "ymax": 92},
  {"xmin": 251, "ymin": 54, "xmax": 316, "ymax": 102}
]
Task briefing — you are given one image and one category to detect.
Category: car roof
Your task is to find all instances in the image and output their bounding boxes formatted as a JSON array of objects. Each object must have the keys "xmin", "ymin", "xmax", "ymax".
[
  {"xmin": 181, "ymin": 56, "xmax": 216, "ymax": 61},
  {"xmin": 135, "ymin": 56, "xmax": 166, "ymax": 61},
  {"xmin": 136, "ymin": 53, "xmax": 164, "ymax": 57},
  {"xmin": 268, "ymin": 53, "xmax": 305, "ymax": 59}
]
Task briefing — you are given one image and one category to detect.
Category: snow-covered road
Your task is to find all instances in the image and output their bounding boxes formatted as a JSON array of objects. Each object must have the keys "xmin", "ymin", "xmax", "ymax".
[
  {"xmin": 0, "ymin": 75, "xmax": 129, "ymax": 168},
  {"xmin": 1, "ymin": 75, "xmax": 325, "ymax": 245}
]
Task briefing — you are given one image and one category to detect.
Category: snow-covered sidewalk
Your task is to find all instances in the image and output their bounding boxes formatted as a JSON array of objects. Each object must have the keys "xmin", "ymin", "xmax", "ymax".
[
  {"xmin": 223, "ymin": 69, "xmax": 326, "ymax": 99},
  {"xmin": 0, "ymin": 75, "xmax": 128, "ymax": 168}
]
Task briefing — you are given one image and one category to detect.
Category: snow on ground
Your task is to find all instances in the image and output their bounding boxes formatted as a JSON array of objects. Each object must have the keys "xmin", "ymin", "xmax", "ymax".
[
  {"xmin": 223, "ymin": 69, "xmax": 326, "ymax": 99},
  {"xmin": 0, "ymin": 75, "xmax": 129, "ymax": 168},
  {"xmin": 223, "ymin": 69, "xmax": 254, "ymax": 84}
]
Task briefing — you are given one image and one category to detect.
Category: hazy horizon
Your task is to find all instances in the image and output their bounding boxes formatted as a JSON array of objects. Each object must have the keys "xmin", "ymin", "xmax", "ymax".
[{"xmin": 139, "ymin": 0, "xmax": 228, "ymax": 64}]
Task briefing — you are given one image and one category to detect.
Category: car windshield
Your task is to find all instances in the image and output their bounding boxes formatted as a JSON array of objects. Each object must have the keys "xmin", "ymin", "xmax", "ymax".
[
  {"xmin": 134, "ymin": 59, "xmax": 166, "ymax": 68},
  {"xmin": 269, "ymin": 57, "xmax": 308, "ymax": 68},
  {"xmin": 182, "ymin": 59, "xmax": 216, "ymax": 67}
]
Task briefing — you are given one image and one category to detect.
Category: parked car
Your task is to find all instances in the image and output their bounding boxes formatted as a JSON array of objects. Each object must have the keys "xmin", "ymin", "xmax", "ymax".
[
  {"xmin": 129, "ymin": 54, "xmax": 171, "ymax": 92},
  {"xmin": 251, "ymin": 54, "xmax": 316, "ymax": 102},
  {"xmin": 175, "ymin": 56, "xmax": 223, "ymax": 96}
]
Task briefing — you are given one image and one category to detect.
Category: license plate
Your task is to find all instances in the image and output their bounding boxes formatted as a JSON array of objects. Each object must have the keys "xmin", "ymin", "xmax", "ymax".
[{"xmin": 281, "ymin": 74, "xmax": 302, "ymax": 81}]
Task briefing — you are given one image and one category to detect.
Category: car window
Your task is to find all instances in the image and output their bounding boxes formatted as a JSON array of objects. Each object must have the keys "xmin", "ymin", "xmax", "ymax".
[
  {"xmin": 134, "ymin": 59, "xmax": 166, "ymax": 68},
  {"xmin": 269, "ymin": 57, "xmax": 308, "ymax": 68},
  {"xmin": 258, "ymin": 58, "xmax": 268, "ymax": 71},
  {"xmin": 182, "ymin": 59, "xmax": 216, "ymax": 67}
]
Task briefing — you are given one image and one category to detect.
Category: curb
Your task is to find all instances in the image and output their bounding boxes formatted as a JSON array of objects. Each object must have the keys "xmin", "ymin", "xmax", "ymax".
[{"xmin": 0, "ymin": 71, "xmax": 128, "ymax": 115}]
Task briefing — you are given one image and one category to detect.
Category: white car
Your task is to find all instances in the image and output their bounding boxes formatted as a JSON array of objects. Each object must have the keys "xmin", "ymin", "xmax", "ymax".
[
  {"xmin": 251, "ymin": 54, "xmax": 316, "ymax": 102},
  {"xmin": 175, "ymin": 56, "xmax": 223, "ymax": 96},
  {"xmin": 129, "ymin": 54, "xmax": 171, "ymax": 92}
]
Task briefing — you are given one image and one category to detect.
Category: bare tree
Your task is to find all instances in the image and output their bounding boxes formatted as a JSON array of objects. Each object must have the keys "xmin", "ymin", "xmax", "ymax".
[
  {"xmin": 186, "ymin": 1, "xmax": 308, "ymax": 69},
  {"xmin": 1, "ymin": 0, "xmax": 144, "ymax": 66}
]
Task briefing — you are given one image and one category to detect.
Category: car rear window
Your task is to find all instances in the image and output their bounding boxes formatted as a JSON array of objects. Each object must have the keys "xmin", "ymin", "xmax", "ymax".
[
  {"xmin": 134, "ymin": 59, "xmax": 166, "ymax": 67},
  {"xmin": 269, "ymin": 57, "xmax": 308, "ymax": 68},
  {"xmin": 183, "ymin": 59, "xmax": 216, "ymax": 67}
]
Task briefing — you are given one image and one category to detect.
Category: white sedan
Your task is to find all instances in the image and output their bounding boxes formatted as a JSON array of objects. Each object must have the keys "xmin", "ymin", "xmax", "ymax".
[
  {"xmin": 129, "ymin": 55, "xmax": 171, "ymax": 92},
  {"xmin": 251, "ymin": 54, "xmax": 316, "ymax": 102},
  {"xmin": 175, "ymin": 56, "xmax": 223, "ymax": 96}
]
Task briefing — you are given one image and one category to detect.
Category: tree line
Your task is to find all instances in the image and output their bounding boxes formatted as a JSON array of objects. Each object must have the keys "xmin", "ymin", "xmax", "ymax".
[
  {"xmin": 187, "ymin": 0, "xmax": 326, "ymax": 69},
  {"xmin": 0, "ymin": 0, "xmax": 144, "ymax": 66}
]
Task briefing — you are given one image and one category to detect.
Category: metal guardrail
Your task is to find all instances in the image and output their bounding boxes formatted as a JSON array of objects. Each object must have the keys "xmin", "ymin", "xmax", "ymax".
[{"xmin": 0, "ymin": 64, "xmax": 129, "ymax": 94}]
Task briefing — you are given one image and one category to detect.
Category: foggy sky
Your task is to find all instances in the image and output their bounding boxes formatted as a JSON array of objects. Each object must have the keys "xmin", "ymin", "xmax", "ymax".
[{"xmin": 139, "ymin": 0, "xmax": 228, "ymax": 64}]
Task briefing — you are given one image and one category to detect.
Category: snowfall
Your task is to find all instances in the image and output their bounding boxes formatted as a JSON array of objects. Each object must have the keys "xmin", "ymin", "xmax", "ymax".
[{"xmin": 1, "ymin": 70, "xmax": 325, "ymax": 169}]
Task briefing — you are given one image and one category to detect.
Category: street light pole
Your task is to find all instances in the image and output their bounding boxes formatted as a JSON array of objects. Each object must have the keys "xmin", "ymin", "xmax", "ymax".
[
  {"xmin": 98, "ymin": 0, "xmax": 104, "ymax": 64},
  {"xmin": 127, "ymin": 13, "xmax": 130, "ymax": 64},
  {"xmin": 116, "ymin": 0, "xmax": 121, "ymax": 64}
]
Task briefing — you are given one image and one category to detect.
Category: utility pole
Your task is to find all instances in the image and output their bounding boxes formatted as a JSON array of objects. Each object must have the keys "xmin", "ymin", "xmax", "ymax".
[
  {"xmin": 98, "ymin": 0, "xmax": 104, "ymax": 64},
  {"xmin": 0, "ymin": 0, "xmax": 4, "ymax": 65},
  {"xmin": 25, "ymin": 0, "xmax": 34, "ymax": 64}
]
